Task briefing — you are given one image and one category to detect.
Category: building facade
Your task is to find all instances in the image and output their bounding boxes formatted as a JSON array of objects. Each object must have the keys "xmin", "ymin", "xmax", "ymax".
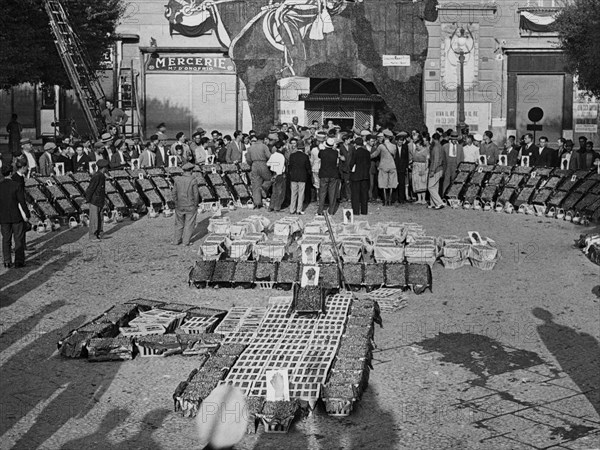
[{"xmin": 423, "ymin": 0, "xmax": 599, "ymax": 145}]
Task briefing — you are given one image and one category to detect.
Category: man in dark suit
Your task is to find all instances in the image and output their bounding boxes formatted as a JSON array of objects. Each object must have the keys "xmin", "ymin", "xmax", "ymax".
[
  {"xmin": 394, "ymin": 132, "xmax": 410, "ymax": 203},
  {"xmin": 0, "ymin": 165, "xmax": 30, "ymax": 268},
  {"xmin": 348, "ymin": 137, "xmax": 371, "ymax": 216},
  {"xmin": 536, "ymin": 136, "xmax": 555, "ymax": 167},
  {"xmin": 154, "ymin": 135, "xmax": 168, "ymax": 167},
  {"xmin": 288, "ymin": 142, "xmax": 311, "ymax": 214},
  {"xmin": 520, "ymin": 133, "xmax": 538, "ymax": 166},
  {"xmin": 85, "ymin": 159, "xmax": 109, "ymax": 240},
  {"xmin": 338, "ymin": 133, "xmax": 352, "ymax": 202}
]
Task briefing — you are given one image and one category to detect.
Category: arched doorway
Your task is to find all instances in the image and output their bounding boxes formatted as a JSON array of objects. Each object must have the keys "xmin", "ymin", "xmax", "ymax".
[{"xmin": 299, "ymin": 78, "xmax": 384, "ymax": 130}]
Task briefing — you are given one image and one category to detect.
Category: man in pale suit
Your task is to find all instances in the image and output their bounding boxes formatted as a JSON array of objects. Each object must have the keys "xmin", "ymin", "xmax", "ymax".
[
  {"xmin": 225, "ymin": 130, "xmax": 245, "ymax": 163},
  {"xmin": 139, "ymin": 142, "xmax": 156, "ymax": 168}
]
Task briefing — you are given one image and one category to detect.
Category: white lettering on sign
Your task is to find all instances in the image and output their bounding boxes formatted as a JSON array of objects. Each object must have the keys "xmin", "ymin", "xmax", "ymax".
[
  {"xmin": 147, "ymin": 56, "xmax": 236, "ymax": 73},
  {"xmin": 382, "ymin": 55, "xmax": 411, "ymax": 67}
]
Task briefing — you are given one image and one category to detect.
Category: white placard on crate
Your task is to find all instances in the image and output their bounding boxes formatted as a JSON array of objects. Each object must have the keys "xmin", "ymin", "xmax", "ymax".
[
  {"xmin": 266, "ymin": 369, "xmax": 290, "ymax": 401},
  {"xmin": 301, "ymin": 243, "xmax": 319, "ymax": 265},
  {"xmin": 301, "ymin": 265, "xmax": 320, "ymax": 287},
  {"xmin": 343, "ymin": 209, "xmax": 354, "ymax": 224},
  {"xmin": 521, "ymin": 156, "xmax": 530, "ymax": 167},
  {"xmin": 468, "ymin": 231, "xmax": 485, "ymax": 245}
]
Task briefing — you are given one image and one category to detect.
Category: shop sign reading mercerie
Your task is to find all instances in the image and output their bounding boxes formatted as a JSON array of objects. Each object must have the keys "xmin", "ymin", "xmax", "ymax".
[
  {"xmin": 147, "ymin": 56, "xmax": 235, "ymax": 73},
  {"xmin": 382, "ymin": 55, "xmax": 411, "ymax": 67}
]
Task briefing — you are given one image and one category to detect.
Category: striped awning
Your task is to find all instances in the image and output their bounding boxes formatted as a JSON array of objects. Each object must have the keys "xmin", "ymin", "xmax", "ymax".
[{"xmin": 299, "ymin": 94, "xmax": 384, "ymax": 103}]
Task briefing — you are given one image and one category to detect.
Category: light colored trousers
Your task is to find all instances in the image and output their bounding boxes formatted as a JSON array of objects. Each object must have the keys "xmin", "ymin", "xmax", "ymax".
[
  {"xmin": 89, "ymin": 204, "xmax": 103, "ymax": 238},
  {"xmin": 289, "ymin": 181, "xmax": 306, "ymax": 214},
  {"xmin": 174, "ymin": 209, "xmax": 197, "ymax": 245},
  {"xmin": 428, "ymin": 171, "xmax": 444, "ymax": 207}
]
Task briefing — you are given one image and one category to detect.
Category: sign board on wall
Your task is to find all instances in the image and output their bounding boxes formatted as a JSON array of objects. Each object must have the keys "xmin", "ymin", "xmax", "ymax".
[
  {"xmin": 382, "ymin": 55, "xmax": 411, "ymax": 67},
  {"xmin": 425, "ymin": 102, "xmax": 491, "ymax": 133},
  {"xmin": 573, "ymin": 102, "xmax": 598, "ymax": 133},
  {"xmin": 275, "ymin": 77, "xmax": 310, "ymax": 125},
  {"xmin": 146, "ymin": 55, "xmax": 235, "ymax": 73}
]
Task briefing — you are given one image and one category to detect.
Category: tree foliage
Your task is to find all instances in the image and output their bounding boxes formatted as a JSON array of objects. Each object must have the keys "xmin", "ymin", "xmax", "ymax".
[
  {"xmin": 555, "ymin": 0, "xmax": 600, "ymax": 97},
  {"xmin": 0, "ymin": 0, "xmax": 124, "ymax": 87}
]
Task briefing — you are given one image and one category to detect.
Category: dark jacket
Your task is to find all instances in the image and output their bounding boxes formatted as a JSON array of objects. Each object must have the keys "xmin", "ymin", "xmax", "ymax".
[
  {"xmin": 502, "ymin": 145, "xmax": 519, "ymax": 166},
  {"xmin": 11, "ymin": 172, "xmax": 26, "ymax": 190},
  {"xmin": 110, "ymin": 151, "xmax": 128, "ymax": 169},
  {"xmin": 395, "ymin": 142, "xmax": 410, "ymax": 171},
  {"xmin": 55, "ymin": 153, "xmax": 73, "ymax": 174},
  {"xmin": 173, "ymin": 173, "xmax": 199, "ymax": 212},
  {"xmin": 521, "ymin": 143, "xmax": 539, "ymax": 166},
  {"xmin": 348, "ymin": 146, "xmax": 371, "ymax": 181},
  {"xmin": 72, "ymin": 153, "xmax": 91, "ymax": 173},
  {"xmin": 0, "ymin": 178, "xmax": 29, "ymax": 223},
  {"xmin": 318, "ymin": 147, "xmax": 340, "ymax": 179},
  {"xmin": 288, "ymin": 151, "xmax": 311, "ymax": 183},
  {"xmin": 536, "ymin": 147, "xmax": 555, "ymax": 167},
  {"xmin": 85, "ymin": 171, "xmax": 106, "ymax": 207}
]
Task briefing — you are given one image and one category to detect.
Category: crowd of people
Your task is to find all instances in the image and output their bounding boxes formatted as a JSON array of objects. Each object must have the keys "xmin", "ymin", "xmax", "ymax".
[{"xmin": 2, "ymin": 108, "xmax": 600, "ymax": 268}]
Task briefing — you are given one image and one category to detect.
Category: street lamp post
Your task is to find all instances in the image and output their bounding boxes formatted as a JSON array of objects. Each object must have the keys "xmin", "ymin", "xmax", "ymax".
[{"xmin": 450, "ymin": 26, "xmax": 474, "ymax": 135}]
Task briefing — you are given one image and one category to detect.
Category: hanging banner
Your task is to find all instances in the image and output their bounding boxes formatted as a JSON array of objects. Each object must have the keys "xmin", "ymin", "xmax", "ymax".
[{"xmin": 519, "ymin": 11, "xmax": 557, "ymax": 33}]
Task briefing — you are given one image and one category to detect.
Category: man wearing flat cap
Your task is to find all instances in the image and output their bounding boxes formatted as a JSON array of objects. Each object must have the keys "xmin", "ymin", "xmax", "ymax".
[
  {"xmin": 39, "ymin": 142, "xmax": 56, "ymax": 176},
  {"xmin": 172, "ymin": 162, "xmax": 199, "ymax": 246},
  {"xmin": 85, "ymin": 159, "xmax": 109, "ymax": 240}
]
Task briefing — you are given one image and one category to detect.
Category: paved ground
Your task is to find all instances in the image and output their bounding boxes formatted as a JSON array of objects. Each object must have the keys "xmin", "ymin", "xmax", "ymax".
[{"xmin": 0, "ymin": 202, "xmax": 598, "ymax": 450}]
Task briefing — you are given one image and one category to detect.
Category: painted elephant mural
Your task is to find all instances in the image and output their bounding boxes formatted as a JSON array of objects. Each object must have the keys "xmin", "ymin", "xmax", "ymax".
[{"xmin": 164, "ymin": 0, "xmax": 438, "ymax": 132}]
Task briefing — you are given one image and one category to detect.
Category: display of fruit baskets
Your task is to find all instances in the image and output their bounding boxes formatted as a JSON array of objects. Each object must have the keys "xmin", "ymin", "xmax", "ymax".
[
  {"xmin": 445, "ymin": 183, "xmax": 465, "ymax": 198},
  {"xmin": 406, "ymin": 264, "xmax": 432, "ymax": 294},
  {"xmin": 257, "ymin": 401, "xmax": 299, "ymax": 433},
  {"xmin": 463, "ymin": 185, "xmax": 481, "ymax": 203},
  {"xmin": 26, "ymin": 186, "xmax": 48, "ymax": 202},
  {"xmin": 87, "ymin": 336, "xmax": 134, "ymax": 362},
  {"xmin": 62, "ymin": 183, "xmax": 83, "ymax": 197},
  {"xmin": 457, "ymin": 162, "xmax": 477, "ymax": 172},
  {"xmin": 105, "ymin": 180, "xmax": 118, "ymax": 194},
  {"xmin": 513, "ymin": 165, "xmax": 533, "ymax": 175},
  {"xmin": 255, "ymin": 261, "xmax": 277, "ymax": 282},
  {"xmin": 469, "ymin": 172, "xmax": 488, "ymax": 186},
  {"xmin": 543, "ymin": 176, "xmax": 564, "ymax": 190},
  {"xmin": 562, "ymin": 191, "xmax": 585, "ymax": 211},
  {"xmin": 46, "ymin": 184, "xmax": 66, "ymax": 199},
  {"xmin": 199, "ymin": 185, "xmax": 216, "ymax": 202},
  {"xmin": 109, "ymin": 169, "xmax": 130, "ymax": 179},
  {"xmin": 505, "ymin": 174, "xmax": 526, "ymax": 188},
  {"xmin": 319, "ymin": 263, "xmax": 340, "ymax": 289},
  {"xmin": 575, "ymin": 179, "xmax": 597, "ymax": 194},
  {"xmin": 292, "ymin": 285, "xmax": 325, "ymax": 313},
  {"xmin": 532, "ymin": 188, "xmax": 553, "ymax": 204},
  {"xmin": 116, "ymin": 178, "xmax": 137, "ymax": 193},
  {"xmin": 524, "ymin": 174, "xmax": 542, "ymax": 188},
  {"xmin": 453, "ymin": 171, "xmax": 471, "ymax": 184},
  {"xmin": 480, "ymin": 185, "xmax": 498, "ymax": 203},
  {"xmin": 487, "ymin": 173, "xmax": 506, "ymax": 186},
  {"xmin": 107, "ymin": 192, "xmax": 127, "ymax": 210},
  {"xmin": 342, "ymin": 263, "xmax": 363, "ymax": 287},
  {"xmin": 276, "ymin": 261, "xmax": 299, "ymax": 286},
  {"xmin": 145, "ymin": 167, "xmax": 165, "ymax": 177},
  {"xmin": 384, "ymin": 263, "xmax": 407, "ymax": 288},
  {"xmin": 36, "ymin": 201, "xmax": 60, "ymax": 218},
  {"xmin": 207, "ymin": 173, "xmax": 224, "ymax": 186},
  {"xmin": 514, "ymin": 187, "xmax": 535, "ymax": 207},
  {"xmin": 189, "ymin": 260, "xmax": 216, "ymax": 286},
  {"xmin": 151, "ymin": 176, "xmax": 170, "ymax": 189},
  {"xmin": 210, "ymin": 260, "xmax": 237, "ymax": 286},
  {"xmin": 136, "ymin": 178, "xmax": 155, "ymax": 191},
  {"xmin": 135, "ymin": 334, "xmax": 180, "ymax": 357},
  {"xmin": 548, "ymin": 190, "xmax": 569, "ymax": 208},
  {"xmin": 363, "ymin": 263, "xmax": 385, "ymax": 288}
]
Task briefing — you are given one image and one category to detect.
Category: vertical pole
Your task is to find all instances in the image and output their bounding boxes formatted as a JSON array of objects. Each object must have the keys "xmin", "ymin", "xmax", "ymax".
[{"xmin": 457, "ymin": 51, "xmax": 466, "ymax": 134}]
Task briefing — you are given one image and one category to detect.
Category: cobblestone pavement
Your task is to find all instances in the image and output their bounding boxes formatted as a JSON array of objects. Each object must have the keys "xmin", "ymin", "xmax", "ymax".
[{"xmin": 0, "ymin": 202, "xmax": 599, "ymax": 450}]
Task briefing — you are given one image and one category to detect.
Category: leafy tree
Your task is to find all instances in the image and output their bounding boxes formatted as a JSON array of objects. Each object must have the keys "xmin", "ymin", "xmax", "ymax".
[
  {"xmin": 555, "ymin": 0, "xmax": 600, "ymax": 96},
  {"xmin": 0, "ymin": 0, "xmax": 124, "ymax": 87}
]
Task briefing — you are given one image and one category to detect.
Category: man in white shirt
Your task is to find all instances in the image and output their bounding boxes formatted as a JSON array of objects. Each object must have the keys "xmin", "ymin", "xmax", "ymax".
[
  {"xmin": 20, "ymin": 138, "xmax": 37, "ymax": 175},
  {"xmin": 267, "ymin": 143, "xmax": 287, "ymax": 211},
  {"xmin": 310, "ymin": 131, "xmax": 326, "ymax": 201},
  {"xmin": 462, "ymin": 135, "xmax": 480, "ymax": 163}
]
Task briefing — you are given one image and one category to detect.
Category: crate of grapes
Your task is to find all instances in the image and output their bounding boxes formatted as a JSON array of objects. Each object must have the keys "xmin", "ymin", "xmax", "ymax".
[{"xmin": 292, "ymin": 285, "xmax": 325, "ymax": 314}]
